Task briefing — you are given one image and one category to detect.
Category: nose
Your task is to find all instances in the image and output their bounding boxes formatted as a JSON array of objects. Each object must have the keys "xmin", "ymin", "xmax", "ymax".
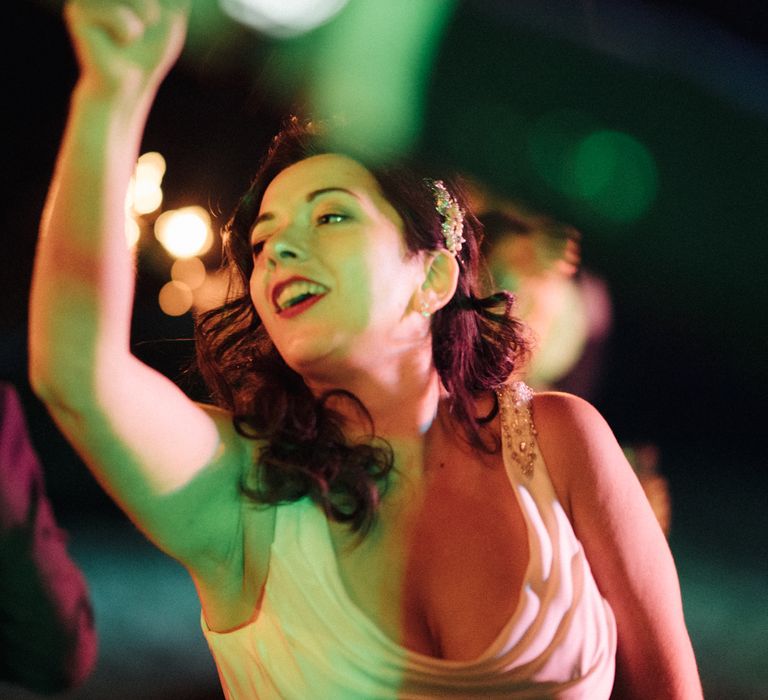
[{"xmin": 264, "ymin": 226, "xmax": 307, "ymax": 268}]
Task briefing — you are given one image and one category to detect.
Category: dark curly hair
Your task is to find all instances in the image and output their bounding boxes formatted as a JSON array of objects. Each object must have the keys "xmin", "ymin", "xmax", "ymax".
[{"xmin": 194, "ymin": 117, "xmax": 528, "ymax": 534}]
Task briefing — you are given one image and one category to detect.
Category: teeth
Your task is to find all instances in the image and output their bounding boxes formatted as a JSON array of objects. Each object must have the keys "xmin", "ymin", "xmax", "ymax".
[{"xmin": 276, "ymin": 281, "xmax": 328, "ymax": 310}]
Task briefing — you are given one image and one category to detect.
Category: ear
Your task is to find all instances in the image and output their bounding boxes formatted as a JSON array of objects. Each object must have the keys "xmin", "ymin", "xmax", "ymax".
[{"xmin": 417, "ymin": 250, "xmax": 459, "ymax": 314}]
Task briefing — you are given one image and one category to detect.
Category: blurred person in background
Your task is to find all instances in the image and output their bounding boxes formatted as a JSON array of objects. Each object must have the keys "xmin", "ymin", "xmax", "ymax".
[
  {"xmin": 478, "ymin": 207, "xmax": 612, "ymax": 402},
  {"xmin": 478, "ymin": 206, "xmax": 670, "ymax": 535}
]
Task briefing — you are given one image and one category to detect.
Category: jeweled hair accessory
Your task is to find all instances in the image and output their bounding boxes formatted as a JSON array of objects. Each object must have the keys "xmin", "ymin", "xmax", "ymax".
[{"xmin": 427, "ymin": 179, "xmax": 466, "ymax": 256}]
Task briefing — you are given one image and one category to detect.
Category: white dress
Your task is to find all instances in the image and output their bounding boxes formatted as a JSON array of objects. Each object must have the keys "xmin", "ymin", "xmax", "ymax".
[{"xmin": 202, "ymin": 382, "xmax": 617, "ymax": 698}]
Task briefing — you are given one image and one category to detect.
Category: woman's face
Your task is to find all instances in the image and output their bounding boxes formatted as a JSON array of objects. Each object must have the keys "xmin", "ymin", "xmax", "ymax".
[{"xmin": 249, "ymin": 153, "xmax": 427, "ymax": 378}]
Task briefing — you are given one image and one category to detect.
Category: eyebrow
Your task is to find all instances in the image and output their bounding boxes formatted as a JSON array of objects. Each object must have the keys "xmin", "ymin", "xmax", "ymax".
[
  {"xmin": 252, "ymin": 187, "xmax": 360, "ymax": 230},
  {"xmin": 306, "ymin": 186, "xmax": 359, "ymax": 202}
]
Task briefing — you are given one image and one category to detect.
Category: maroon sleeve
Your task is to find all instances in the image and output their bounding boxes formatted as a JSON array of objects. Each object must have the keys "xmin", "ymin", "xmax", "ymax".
[{"xmin": 0, "ymin": 382, "xmax": 98, "ymax": 693}]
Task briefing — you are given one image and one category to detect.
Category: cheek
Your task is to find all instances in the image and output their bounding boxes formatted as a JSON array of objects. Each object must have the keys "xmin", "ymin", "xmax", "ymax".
[
  {"xmin": 367, "ymin": 253, "xmax": 419, "ymax": 316},
  {"xmin": 249, "ymin": 268, "xmax": 269, "ymax": 315},
  {"xmin": 332, "ymin": 248, "xmax": 395, "ymax": 331},
  {"xmin": 336, "ymin": 258, "xmax": 374, "ymax": 326}
]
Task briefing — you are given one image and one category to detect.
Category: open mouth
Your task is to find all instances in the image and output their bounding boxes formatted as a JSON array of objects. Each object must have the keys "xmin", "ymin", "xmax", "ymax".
[{"xmin": 273, "ymin": 279, "xmax": 329, "ymax": 314}]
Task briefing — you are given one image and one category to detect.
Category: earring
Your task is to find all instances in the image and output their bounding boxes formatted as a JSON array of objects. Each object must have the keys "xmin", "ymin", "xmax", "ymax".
[{"xmin": 419, "ymin": 299, "xmax": 432, "ymax": 318}]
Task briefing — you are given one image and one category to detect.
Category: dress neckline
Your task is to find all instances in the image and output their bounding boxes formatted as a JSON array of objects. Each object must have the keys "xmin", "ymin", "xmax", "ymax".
[{"xmin": 314, "ymin": 383, "xmax": 538, "ymax": 667}]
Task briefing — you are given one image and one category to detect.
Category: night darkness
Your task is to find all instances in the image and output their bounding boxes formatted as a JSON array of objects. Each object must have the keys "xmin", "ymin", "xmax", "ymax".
[{"xmin": 3, "ymin": 2, "xmax": 768, "ymax": 697}]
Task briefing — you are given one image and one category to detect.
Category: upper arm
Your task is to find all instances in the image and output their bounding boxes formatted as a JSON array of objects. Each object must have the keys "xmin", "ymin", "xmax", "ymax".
[
  {"xmin": 35, "ymin": 351, "xmax": 260, "ymax": 572},
  {"xmin": 532, "ymin": 392, "xmax": 702, "ymax": 699}
]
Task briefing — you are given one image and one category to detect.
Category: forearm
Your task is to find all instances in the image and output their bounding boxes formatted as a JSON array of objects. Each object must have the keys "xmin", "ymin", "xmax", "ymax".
[
  {"xmin": 29, "ymin": 78, "xmax": 157, "ymax": 404},
  {"xmin": 29, "ymin": 0, "xmax": 187, "ymax": 405}
]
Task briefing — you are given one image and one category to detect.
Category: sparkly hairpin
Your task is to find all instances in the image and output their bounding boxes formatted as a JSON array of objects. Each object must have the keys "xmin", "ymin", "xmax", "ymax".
[{"xmin": 427, "ymin": 179, "xmax": 466, "ymax": 256}]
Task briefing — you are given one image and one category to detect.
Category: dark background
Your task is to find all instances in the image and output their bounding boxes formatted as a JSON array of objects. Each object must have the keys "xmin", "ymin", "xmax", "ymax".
[{"xmin": 3, "ymin": 1, "xmax": 767, "ymax": 698}]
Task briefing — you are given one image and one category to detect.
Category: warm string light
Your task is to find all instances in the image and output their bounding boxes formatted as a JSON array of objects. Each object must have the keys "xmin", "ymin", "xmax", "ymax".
[{"xmin": 125, "ymin": 152, "xmax": 223, "ymax": 317}]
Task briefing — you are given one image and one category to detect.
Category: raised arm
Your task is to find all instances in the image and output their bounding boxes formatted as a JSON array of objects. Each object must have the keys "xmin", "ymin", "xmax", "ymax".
[
  {"xmin": 533, "ymin": 392, "xmax": 702, "ymax": 699},
  {"xmin": 28, "ymin": 1, "xmax": 253, "ymax": 574}
]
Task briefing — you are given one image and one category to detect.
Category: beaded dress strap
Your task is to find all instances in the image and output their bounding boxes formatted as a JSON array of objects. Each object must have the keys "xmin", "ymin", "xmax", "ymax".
[{"xmin": 496, "ymin": 381, "xmax": 538, "ymax": 479}]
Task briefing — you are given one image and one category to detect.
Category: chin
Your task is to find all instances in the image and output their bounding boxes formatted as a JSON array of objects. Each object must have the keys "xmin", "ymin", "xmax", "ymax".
[
  {"xmin": 274, "ymin": 338, "xmax": 340, "ymax": 376},
  {"xmin": 287, "ymin": 346, "xmax": 373, "ymax": 389}
]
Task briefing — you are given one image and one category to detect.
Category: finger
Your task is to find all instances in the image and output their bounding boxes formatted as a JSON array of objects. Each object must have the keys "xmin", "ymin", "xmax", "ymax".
[
  {"xmin": 130, "ymin": 0, "xmax": 161, "ymax": 26},
  {"xmin": 65, "ymin": 1, "xmax": 147, "ymax": 46},
  {"xmin": 111, "ymin": 5, "xmax": 147, "ymax": 44}
]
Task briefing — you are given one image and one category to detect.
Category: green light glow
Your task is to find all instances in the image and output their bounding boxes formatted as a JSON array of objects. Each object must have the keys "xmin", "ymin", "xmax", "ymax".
[
  {"xmin": 307, "ymin": 0, "xmax": 459, "ymax": 163},
  {"xmin": 528, "ymin": 111, "xmax": 658, "ymax": 224},
  {"xmin": 527, "ymin": 109, "xmax": 598, "ymax": 194},
  {"xmin": 571, "ymin": 130, "xmax": 658, "ymax": 223}
]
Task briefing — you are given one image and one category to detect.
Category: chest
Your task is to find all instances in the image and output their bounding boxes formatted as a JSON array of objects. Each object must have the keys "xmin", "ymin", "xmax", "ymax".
[{"xmin": 328, "ymin": 459, "xmax": 530, "ymax": 662}]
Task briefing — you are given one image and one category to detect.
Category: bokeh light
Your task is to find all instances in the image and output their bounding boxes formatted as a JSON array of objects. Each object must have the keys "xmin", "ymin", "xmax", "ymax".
[
  {"xmin": 125, "ymin": 216, "xmax": 141, "ymax": 249},
  {"xmin": 171, "ymin": 256, "xmax": 207, "ymax": 291},
  {"xmin": 527, "ymin": 109, "xmax": 598, "ymax": 194},
  {"xmin": 127, "ymin": 151, "xmax": 166, "ymax": 216},
  {"xmin": 219, "ymin": 0, "xmax": 350, "ymax": 38},
  {"xmin": 192, "ymin": 268, "xmax": 233, "ymax": 314},
  {"xmin": 158, "ymin": 280, "xmax": 195, "ymax": 317},
  {"xmin": 528, "ymin": 111, "xmax": 658, "ymax": 223},
  {"xmin": 154, "ymin": 206, "xmax": 213, "ymax": 259},
  {"xmin": 570, "ymin": 130, "xmax": 658, "ymax": 223}
]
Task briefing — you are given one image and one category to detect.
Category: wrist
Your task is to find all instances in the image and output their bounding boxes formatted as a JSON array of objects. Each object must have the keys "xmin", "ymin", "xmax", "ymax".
[
  {"xmin": 70, "ymin": 79, "xmax": 158, "ymax": 141},
  {"xmin": 74, "ymin": 67, "xmax": 160, "ymax": 111}
]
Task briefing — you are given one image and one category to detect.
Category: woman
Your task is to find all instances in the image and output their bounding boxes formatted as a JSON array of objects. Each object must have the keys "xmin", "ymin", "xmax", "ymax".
[{"xmin": 29, "ymin": 1, "xmax": 701, "ymax": 697}]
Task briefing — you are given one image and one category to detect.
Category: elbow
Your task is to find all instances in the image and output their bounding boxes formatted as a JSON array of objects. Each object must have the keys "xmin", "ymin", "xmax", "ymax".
[
  {"xmin": 29, "ymin": 332, "xmax": 129, "ymax": 416},
  {"xmin": 28, "ymin": 353, "xmax": 96, "ymax": 418},
  {"xmin": 27, "ymin": 351, "xmax": 68, "ymax": 408},
  {"xmin": 27, "ymin": 370, "xmax": 78, "ymax": 423},
  {"xmin": 28, "ymin": 362, "xmax": 56, "ymax": 406}
]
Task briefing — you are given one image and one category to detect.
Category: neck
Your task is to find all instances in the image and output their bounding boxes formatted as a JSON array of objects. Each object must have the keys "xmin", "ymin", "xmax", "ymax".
[{"xmin": 302, "ymin": 347, "xmax": 442, "ymax": 447}]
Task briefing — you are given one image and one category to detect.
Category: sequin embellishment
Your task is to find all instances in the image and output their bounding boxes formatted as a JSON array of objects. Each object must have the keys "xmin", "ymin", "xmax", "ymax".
[{"xmin": 496, "ymin": 382, "xmax": 537, "ymax": 478}]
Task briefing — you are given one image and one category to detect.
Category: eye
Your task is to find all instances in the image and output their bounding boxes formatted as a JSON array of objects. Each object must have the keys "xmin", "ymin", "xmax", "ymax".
[
  {"xmin": 316, "ymin": 212, "xmax": 347, "ymax": 225},
  {"xmin": 252, "ymin": 239, "xmax": 267, "ymax": 257}
]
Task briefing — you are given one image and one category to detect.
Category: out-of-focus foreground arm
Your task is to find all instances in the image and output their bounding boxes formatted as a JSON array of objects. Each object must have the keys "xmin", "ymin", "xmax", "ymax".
[{"xmin": 0, "ymin": 383, "xmax": 96, "ymax": 693}]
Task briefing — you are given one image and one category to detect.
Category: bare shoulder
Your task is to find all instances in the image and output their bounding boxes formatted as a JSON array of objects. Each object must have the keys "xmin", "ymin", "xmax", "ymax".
[
  {"xmin": 196, "ymin": 400, "xmax": 250, "ymax": 454},
  {"xmin": 530, "ymin": 388, "xmax": 660, "ymax": 542},
  {"xmin": 529, "ymin": 390, "xmax": 625, "ymax": 517},
  {"xmin": 531, "ymin": 390, "xmax": 703, "ymax": 696},
  {"xmin": 531, "ymin": 389, "xmax": 614, "ymax": 443}
]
